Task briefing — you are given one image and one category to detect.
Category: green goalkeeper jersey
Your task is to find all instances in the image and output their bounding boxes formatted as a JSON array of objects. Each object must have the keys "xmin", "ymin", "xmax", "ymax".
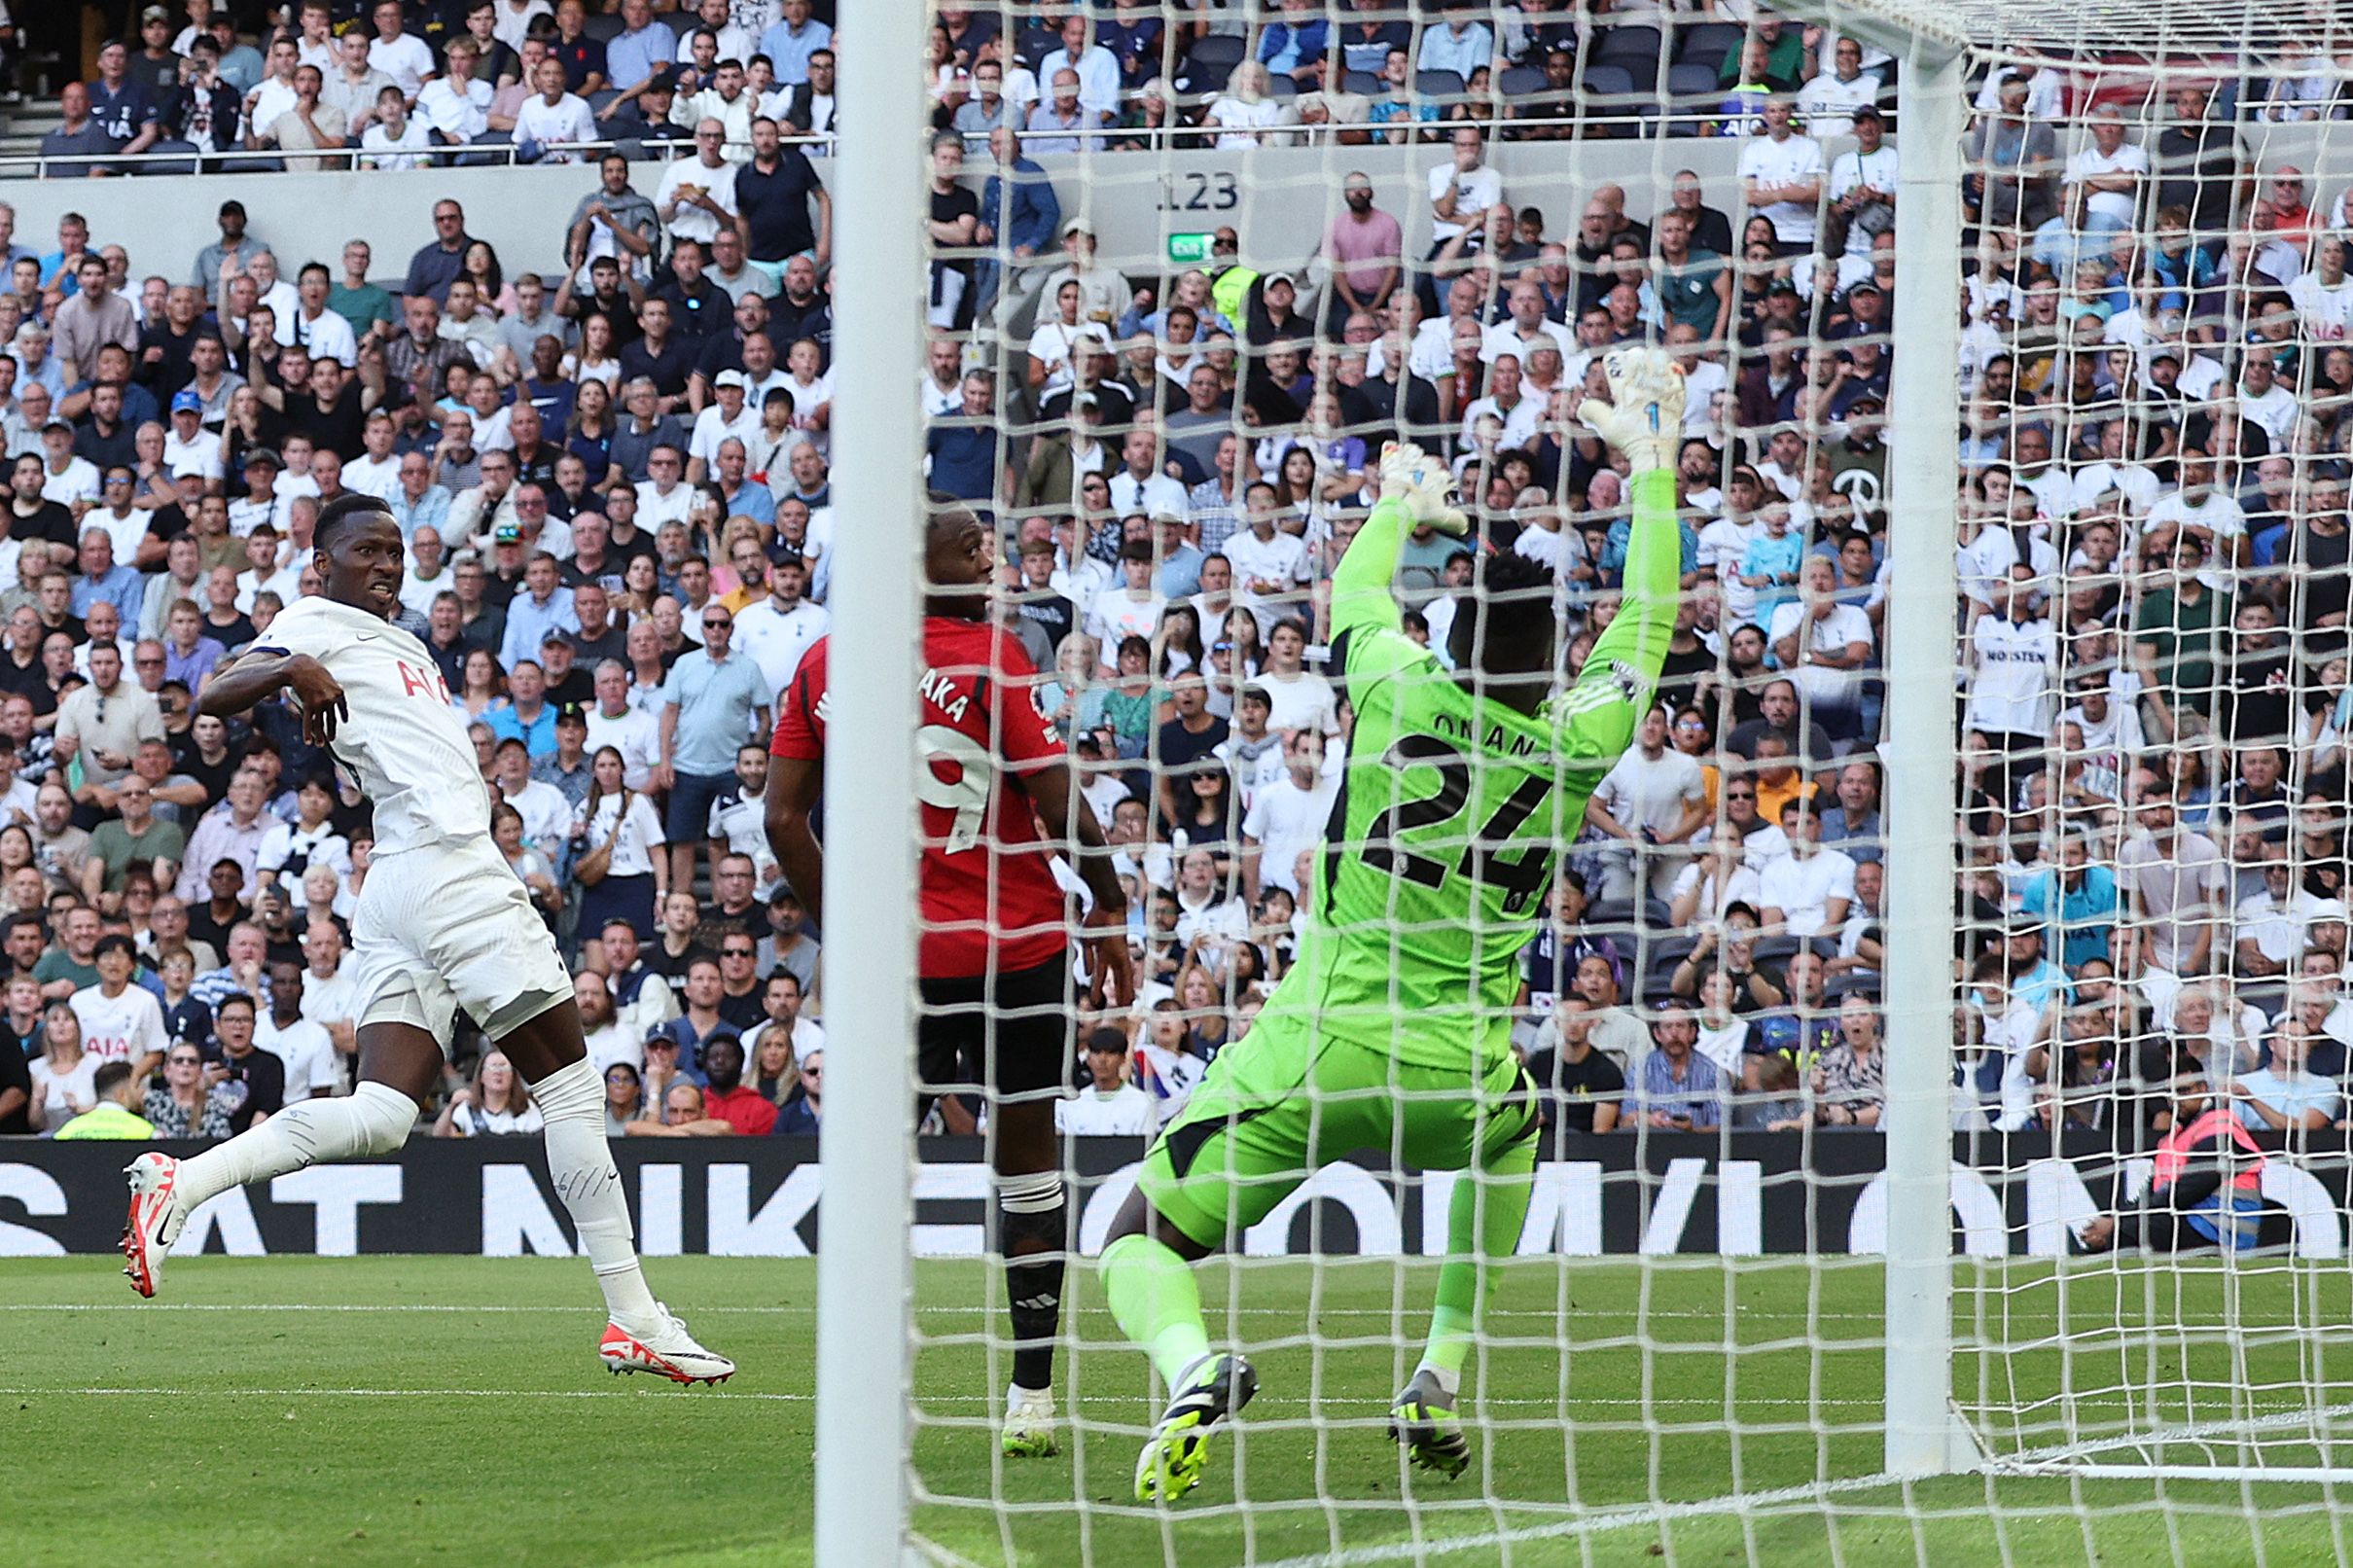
[{"xmin": 1266, "ymin": 468, "xmax": 1683, "ymax": 1070}]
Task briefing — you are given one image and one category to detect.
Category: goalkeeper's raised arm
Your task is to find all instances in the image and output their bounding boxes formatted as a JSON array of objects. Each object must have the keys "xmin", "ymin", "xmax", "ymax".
[
  {"xmin": 1552, "ymin": 348, "xmax": 1689, "ymax": 759},
  {"xmin": 1328, "ymin": 442, "xmax": 1470, "ymax": 649}
]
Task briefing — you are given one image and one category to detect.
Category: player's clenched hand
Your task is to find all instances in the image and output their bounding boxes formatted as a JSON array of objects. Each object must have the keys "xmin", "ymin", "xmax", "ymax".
[
  {"xmin": 1377, "ymin": 442, "xmax": 1469, "ymax": 535},
  {"xmin": 287, "ymin": 656, "xmax": 349, "ymax": 746}
]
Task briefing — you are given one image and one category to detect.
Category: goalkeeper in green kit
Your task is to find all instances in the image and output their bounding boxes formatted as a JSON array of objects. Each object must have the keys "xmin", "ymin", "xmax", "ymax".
[{"xmin": 1098, "ymin": 348, "xmax": 1690, "ymax": 1502}]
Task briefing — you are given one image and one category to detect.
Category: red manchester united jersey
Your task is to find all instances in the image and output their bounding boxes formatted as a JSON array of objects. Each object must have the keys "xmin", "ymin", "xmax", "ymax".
[{"xmin": 770, "ymin": 617, "xmax": 1071, "ymax": 979}]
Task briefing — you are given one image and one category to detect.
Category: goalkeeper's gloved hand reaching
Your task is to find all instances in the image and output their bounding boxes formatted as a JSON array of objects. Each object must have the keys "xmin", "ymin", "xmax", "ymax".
[
  {"xmin": 1578, "ymin": 347, "xmax": 1687, "ymax": 474},
  {"xmin": 1378, "ymin": 442, "xmax": 1469, "ymax": 535}
]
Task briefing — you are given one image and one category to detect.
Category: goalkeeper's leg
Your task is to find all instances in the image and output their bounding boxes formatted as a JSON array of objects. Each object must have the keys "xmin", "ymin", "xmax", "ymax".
[
  {"xmin": 1102, "ymin": 1025, "xmax": 1331, "ymax": 1502},
  {"xmin": 1394, "ymin": 1053, "xmax": 1542, "ymax": 1479}
]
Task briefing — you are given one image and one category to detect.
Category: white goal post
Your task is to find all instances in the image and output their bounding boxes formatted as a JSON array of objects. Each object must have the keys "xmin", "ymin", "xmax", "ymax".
[{"xmin": 813, "ymin": 0, "xmax": 2353, "ymax": 1560}]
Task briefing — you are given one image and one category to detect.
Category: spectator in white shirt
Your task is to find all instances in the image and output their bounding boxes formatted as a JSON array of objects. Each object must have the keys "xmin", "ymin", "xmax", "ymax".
[
  {"xmin": 1738, "ymin": 97, "xmax": 1827, "ymax": 249},
  {"xmin": 1585, "ymin": 707, "xmax": 1710, "ymax": 901},
  {"xmin": 1223, "ymin": 486, "xmax": 1309, "ymax": 637},
  {"xmin": 418, "ymin": 38, "xmax": 493, "ymax": 142},
  {"xmin": 366, "ymin": 0, "xmax": 438, "ymax": 100},
  {"xmin": 1255, "ymin": 619, "xmax": 1337, "ymax": 739},
  {"xmin": 1428, "ymin": 125, "xmax": 1504, "ymax": 249},
  {"xmin": 1084, "ymin": 539, "xmax": 1168, "ymax": 664},
  {"xmin": 1240, "ymin": 729, "xmax": 1337, "ymax": 899},
  {"xmin": 1057, "ymin": 1027, "xmax": 1158, "ymax": 1136},
  {"xmin": 2062, "ymin": 103, "xmax": 2149, "ymax": 232},
  {"xmin": 1759, "ymin": 800, "xmax": 1857, "ymax": 939},
  {"xmin": 514, "ymin": 55, "xmax": 597, "ymax": 162},
  {"xmin": 359, "ymin": 85, "xmax": 436, "ymax": 169},
  {"xmin": 1766, "ymin": 556, "xmax": 1875, "ymax": 742},
  {"xmin": 1796, "ymin": 36, "xmax": 1883, "ymax": 139},
  {"xmin": 1203, "ymin": 62, "xmax": 1285, "ymax": 148},
  {"xmin": 1034, "ymin": 12, "xmax": 1122, "ymax": 123},
  {"xmin": 256, "ymin": 958, "xmax": 341, "ymax": 1104}
]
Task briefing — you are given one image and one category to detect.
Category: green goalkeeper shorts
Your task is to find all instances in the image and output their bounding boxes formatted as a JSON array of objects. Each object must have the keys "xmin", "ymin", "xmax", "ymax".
[{"xmin": 1136, "ymin": 1014, "xmax": 1541, "ymax": 1252}]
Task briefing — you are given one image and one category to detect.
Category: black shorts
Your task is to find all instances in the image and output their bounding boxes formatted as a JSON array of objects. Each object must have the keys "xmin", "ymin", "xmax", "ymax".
[{"xmin": 917, "ymin": 953, "xmax": 1073, "ymax": 1104}]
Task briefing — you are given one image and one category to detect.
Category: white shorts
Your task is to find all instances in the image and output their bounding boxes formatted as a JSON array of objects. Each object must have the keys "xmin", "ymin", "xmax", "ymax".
[{"xmin": 349, "ymin": 836, "xmax": 573, "ymax": 1051}]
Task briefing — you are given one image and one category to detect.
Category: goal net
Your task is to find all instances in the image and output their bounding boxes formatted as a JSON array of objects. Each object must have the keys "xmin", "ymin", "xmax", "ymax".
[{"xmin": 844, "ymin": 1, "xmax": 2353, "ymax": 1561}]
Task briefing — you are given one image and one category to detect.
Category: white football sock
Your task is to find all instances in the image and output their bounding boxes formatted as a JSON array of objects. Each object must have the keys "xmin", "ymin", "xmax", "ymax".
[
  {"xmin": 174, "ymin": 1082, "xmax": 419, "ymax": 1212},
  {"xmin": 530, "ymin": 1055, "xmax": 660, "ymax": 1324}
]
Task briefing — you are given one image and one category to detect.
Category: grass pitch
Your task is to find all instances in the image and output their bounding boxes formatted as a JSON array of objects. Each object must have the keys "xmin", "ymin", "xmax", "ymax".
[{"xmin": 2, "ymin": 1253, "xmax": 2346, "ymax": 1566}]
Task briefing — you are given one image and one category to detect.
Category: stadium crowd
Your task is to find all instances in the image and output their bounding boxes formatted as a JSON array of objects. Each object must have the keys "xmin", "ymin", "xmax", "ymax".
[{"xmin": 6, "ymin": 1, "xmax": 2353, "ymax": 1155}]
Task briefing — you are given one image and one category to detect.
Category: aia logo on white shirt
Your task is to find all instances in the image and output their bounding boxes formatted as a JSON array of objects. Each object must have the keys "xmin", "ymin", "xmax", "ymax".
[{"xmin": 397, "ymin": 659, "xmax": 451, "ymax": 704}]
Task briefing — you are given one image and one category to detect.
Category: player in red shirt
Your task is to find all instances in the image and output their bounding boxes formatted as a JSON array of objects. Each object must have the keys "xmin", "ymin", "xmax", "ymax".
[{"xmin": 767, "ymin": 497, "xmax": 1133, "ymax": 1459}]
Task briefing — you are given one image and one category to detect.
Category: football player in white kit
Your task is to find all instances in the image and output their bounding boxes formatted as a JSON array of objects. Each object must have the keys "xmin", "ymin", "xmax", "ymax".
[{"xmin": 120, "ymin": 493, "xmax": 733, "ymax": 1386}]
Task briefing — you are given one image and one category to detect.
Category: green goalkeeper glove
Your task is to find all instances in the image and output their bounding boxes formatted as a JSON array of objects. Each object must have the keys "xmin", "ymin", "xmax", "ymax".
[
  {"xmin": 1577, "ymin": 347, "xmax": 1687, "ymax": 474},
  {"xmin": 1378, "ymin": 442, "xmax": 1469, "ymax": 535}
]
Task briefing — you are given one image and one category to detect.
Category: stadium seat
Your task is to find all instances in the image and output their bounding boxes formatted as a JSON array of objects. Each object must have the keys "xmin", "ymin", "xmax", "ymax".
[
  {"xmin": 1582, "ymin": 62, "xmax": 1636, "ymax": 113},
  {"xmin": 1822, "ymin": 972, "xmax": 1884, "ymax": 1005},
  {"xmin": 1665, "ymin": 61, "xmax": 1721, "ymax": 134},
  {"xmin": 582, "ymin": 12, "xmax": 624, "ymax": 43},
  {"xmin": 1592, "ymin": 24, "xmax": 1664, "ymax": 65},
  {"xmin": 1413, "ymin": 69, "xmax": 1466, "ymax": 101},
  {"xmin": 1498, "ymin": 64, "xmax": 1547, "ymax": 97},
  {"xmin": 1586, "ymin": 898, "xmax": 1641, "ymax": 929},
  {"xmin": 1177, "ymin": 35, "xmax": 1245, "ymax": 95},
  {"xmin": 1265, "ymin": 72, "xmax": 1298, "ymax": 99},
  {"xmin": 1342, "ymin": 69, "xmax": 1383, "ymax": 95},
  {"xmin": 1675, "ymin": 21, "xmax": 1749, "ymax": 74}
]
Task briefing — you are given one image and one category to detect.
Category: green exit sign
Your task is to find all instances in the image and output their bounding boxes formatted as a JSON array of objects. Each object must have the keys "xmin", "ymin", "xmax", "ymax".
[{"xmin": 1167, "ymin": 232, "xmax": 1214, "ymax": 265}]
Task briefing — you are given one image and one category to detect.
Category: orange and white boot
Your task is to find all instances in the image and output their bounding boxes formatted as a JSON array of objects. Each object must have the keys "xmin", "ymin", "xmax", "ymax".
[
  {"xmin": 598, "ymin": 1303, "xmax": 735, "ymax": 1386},
  {"xmin": 122, "ymin": 1152, "xmax": 189, "ymax": 1299}
]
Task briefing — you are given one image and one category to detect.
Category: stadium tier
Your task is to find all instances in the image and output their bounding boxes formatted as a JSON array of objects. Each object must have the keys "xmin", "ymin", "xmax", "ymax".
[{"xmin": 7, "ymin": 2, "xmax": 2353, "ymax": 1565}]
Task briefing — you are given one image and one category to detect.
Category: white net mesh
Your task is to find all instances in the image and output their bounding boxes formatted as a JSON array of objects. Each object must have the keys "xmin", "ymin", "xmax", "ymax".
[{"xmin": 885, "ymin": 3, "xmax": 2353, "ymax": 1562}]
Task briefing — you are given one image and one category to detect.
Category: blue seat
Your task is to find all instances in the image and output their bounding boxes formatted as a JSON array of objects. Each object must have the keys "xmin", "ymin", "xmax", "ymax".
[
  {"xmin": 1177, "ymin": 35, "xmax": 1245, "ymax": 96},
  {"xmin": 1676, "ymin": 21, "xmax": 1749, "ymax": 73},
  {"xmin": 1583, "ymin": 62, "xmax": 1635, "ymax": 103},
  {"xmin": 1592, "ymin": 24, "xmax": 1663, "ymax": 63}
]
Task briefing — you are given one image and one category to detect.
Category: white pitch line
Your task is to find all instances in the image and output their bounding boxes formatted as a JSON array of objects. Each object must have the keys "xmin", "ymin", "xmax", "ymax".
[
  {"xmin": 1244, "ymin": 1416, "xmax": 2353, "ymax": 1568},
  {"xmin": 0, "ymin": 1385, "xmax": 808, "ymax": 1402},
  {"xmin": 1245, "ymin": 1472, "xmax": 1918, "ymax": 1568},
  {"xmin": 0, "ymin": 1301, "xmax": 1902, "ymax": 1322}
]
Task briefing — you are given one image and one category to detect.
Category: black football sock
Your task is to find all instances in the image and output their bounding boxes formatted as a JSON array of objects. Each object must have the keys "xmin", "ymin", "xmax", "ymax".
[{"xmin": 998, "ymin": 1171, "xmax": 1068, "ymax": 1394}]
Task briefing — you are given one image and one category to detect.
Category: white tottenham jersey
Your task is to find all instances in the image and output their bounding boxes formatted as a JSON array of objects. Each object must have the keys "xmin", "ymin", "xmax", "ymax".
[{"xmin": 249, "ymin": 596, "xmax": 494, "ymax": 856}]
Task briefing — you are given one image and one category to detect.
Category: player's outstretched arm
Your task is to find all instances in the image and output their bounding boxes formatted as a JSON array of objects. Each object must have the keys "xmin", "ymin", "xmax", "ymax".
[
  {"xmin": 1570, "ymin": 350, "xmax": 1687, "ymax": 718},
  {"xmin": 764, "ymin": 754, "xmax": 826, "ymax": 929},
  {"xmin": 1330, "ymin": 442, "xmax": 1469, "ymax": 645},
  {"xmin": 196, "ymin": 651, "xmax": 348, "ymax": 744}
]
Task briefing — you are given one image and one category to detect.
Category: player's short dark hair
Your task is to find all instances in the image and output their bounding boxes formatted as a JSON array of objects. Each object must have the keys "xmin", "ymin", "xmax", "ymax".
[
  {"xmin": 6, "ymin": 911, "xmax": 43, "ymax": 940},
  {"xmin": 217, "ymin": 991, "xmax": 256, "ymax": 1018},
  {"xmin": 316, "ymin": 491, "xmax": 395, "ymax": 552},
  {"xmin": 924, "ymin": 489, "xmax": 980, "ymax": 549},
  {"xmin": 1086, "ymin": 1027, "xmax": 1128, "ymax": 1055},
  {"xmin": 1446, "ymin": 548, "xmax": 1555, "ymax": 674},
  {"xmin": 92, "ymin": 1060, "xmax": 133, "ymax": 1099},
  {"xmin": 93, "ymin": 933, "xmax": 136, "ymax": 962}
]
